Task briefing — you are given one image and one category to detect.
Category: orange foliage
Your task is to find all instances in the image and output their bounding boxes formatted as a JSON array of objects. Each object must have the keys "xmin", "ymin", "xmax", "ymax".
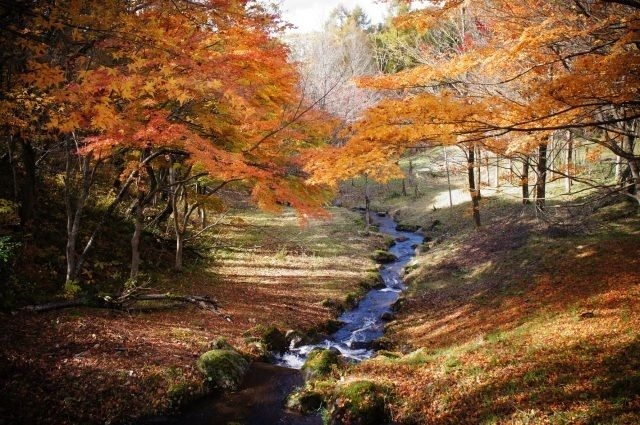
[
  {"xmin": 307, "ymin": 0, "xmax": 640, "ymax": 183},
  {"xmin": 0, "ymin": 0, "xmax": 335, "ymax": 215}
]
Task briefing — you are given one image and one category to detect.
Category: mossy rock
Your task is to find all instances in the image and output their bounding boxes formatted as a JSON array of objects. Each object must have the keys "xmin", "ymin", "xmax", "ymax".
[
  {"xmin": 244, "ymin": 340, "xmax": 273, "ymax": 362},
  {"xmin": 359, "ymin": 272, "xmax": 384, "ymax": 290},
  {"xmin": 320, "ymin": 319, "xmax": 345, "ymax": 334},
  {"xmin": 372, "ymin": 250, "xmax": 398, "ymax": 264},
  {"xmin": 302, "ymin": 348, "xmax": 342, "ymax": 380},
  {"xmin": 286, "ymin": 388, "xmax": 326, "ymax": 414},
  {"xmin": 207, "ymin": 336, "xmax": 233, "ymax": 350},
  {"xmin": 196, "ymin": 349, "xmax": 249, "ymax": 391},
  {"xmin": 395, "ymin": 223, "xmax": 420, "ymax": 232},
  {"xmin": 329, "ymin": 380, "xmax": 393, "ymax": 425},
  {"xmin": 245, "ymin": 324, "xmax": 287, "ymax": 353},
  {"xmin": 262, "ymin": 326, "xmax": 287, "ymax": 353}
]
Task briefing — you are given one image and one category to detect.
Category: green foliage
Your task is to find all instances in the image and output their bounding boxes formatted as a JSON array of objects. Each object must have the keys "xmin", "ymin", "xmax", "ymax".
[
  {"xmin": 63, "ymin": 280, "xmax": 83, "ymax": 299},
  {"xmin": 0, "ymin": 236, "xmax": 19, "ymax": 267}
]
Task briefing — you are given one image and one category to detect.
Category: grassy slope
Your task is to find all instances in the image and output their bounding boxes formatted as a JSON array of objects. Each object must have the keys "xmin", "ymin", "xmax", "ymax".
[
  {"xmin": 0, "ymin": 207, "xmax": 384, "ymax": 425},
  {"xmin": 337, "ymin": 159, "xmax": 640, "ymax": 424}
]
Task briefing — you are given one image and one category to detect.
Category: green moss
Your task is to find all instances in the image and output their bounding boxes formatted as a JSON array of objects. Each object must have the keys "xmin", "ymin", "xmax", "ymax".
[
  {"xmin": 302, "ymin": 348, "xmax": 342, "ymax": 380},
  {"xmin": 330, "ymin": 380, "xmax": 393, "ymax": 425},
  {"xmin": 286, "ymin": 388, "xmax": 325, "ymax": 414},
  {"xmin": 196, "ymin": 349, "xmax": 249, "ymax": 391},
  {"xmin": 372, "ymin": 250, "xmax": 398, "ymax": 264},
  {"xmin": 244, "ymin": 324, "xmax": 287, "ymax": 353}
]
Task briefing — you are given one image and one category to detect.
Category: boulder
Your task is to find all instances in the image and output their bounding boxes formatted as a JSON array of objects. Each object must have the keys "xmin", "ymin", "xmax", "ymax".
[
  {"xmin": 286, "ymin": 389, "xmax": 325, "ymax": 414},
  {"xmin": 301, "ymin": 348, "xmax": 342, "ymax": 381},
  {"xmin": 395, "ymin": 223, "xmax": 420, "ymax": 232},
  {"xmin": 196, "ymin": 349, "xmax": 249, "ymax": 391},
  {"xmin": 285, "ymin": 329, "xmax": 305, "ymax": 349},
  {"xmin": 372, "ymin": 250, "xmax": 398, "ymax": 264},
  {"xmin": 380, "ymin": 311, "xmax": 395, "ymax": 322},
  {"xmin": 328, "ymin": 380, "xmax": 392, "ymax": 425}
]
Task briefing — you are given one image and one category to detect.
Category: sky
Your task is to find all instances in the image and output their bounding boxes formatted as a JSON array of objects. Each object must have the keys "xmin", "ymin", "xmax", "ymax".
[{"xmin": 278, "ymin": 0, "xmax": 390, "ymax": 33}]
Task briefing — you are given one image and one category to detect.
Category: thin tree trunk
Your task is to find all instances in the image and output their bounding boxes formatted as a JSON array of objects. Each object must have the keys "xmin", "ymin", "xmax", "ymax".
[
  {"xmin": 565, "ymin": 131, "xmax": 573, "ymax": 193},
  {"xmin": 65, "ymin": 138, "xmax": 97, "ymax": 284},
  {"xmin": 629, "ymin": 158, "xmax": 640, "ymax": 208},
  {"xmin": 18, "ymin": 138, "xmax": 36, "ymax": 225},
  {"xmin": 364, "ymin": 174, "xmax": 371, "ymax": 231},
  {"xmin": 468, "ymin": 146, "xmax": 481, "ymax": 227},
  {"xmin": 130, "ymin": 193, "xmax": 144, "ymax": 280},
  {"xmin": 522, "ymin": 156, "xmax": 531, "ymax": 205},
  {"xmin": 493, "ymin": 154, "xmax": 499, "ymax": 188},
  {"xmin": 444, "ymin": 146, "xmax": 453, "ymax": 209},
  {"xmin": 536, "ymin": 143, "xmax": 548, "ymax": 210},
  {"xmin": 475, "ymin": 144, "xmax": 482, "ymax": 200},
  {"xmin": 6, "ymin": 136, "xmax": 19, "ymax": 202}
]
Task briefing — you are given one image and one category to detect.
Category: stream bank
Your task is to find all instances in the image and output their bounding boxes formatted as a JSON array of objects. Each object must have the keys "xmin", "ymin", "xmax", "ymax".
[{"xmin": 150, "ymin": 214, "xmax": 423, "ymax": 425}]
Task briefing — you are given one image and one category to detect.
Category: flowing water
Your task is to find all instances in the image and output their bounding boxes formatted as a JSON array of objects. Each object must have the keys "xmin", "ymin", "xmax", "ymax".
[
  {"xmin": 148, "ymin": 214, "xmax": 422, "ymax": 425},
  {"xmin": 277, "ymin": 214, "xmax": 424, "ymax": 368}
]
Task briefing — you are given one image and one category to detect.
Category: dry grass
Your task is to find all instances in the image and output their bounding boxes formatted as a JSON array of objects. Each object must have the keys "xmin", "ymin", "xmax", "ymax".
[
  {"xmin": 337, "ymin": 166, "xmax": 640, "ymax": 424},
  {"xmin": 0, "ymin": 207, "xmax": 384, "ymax": 425}
]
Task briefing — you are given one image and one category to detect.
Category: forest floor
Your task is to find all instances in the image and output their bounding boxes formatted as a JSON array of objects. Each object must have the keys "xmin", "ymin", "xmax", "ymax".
[
  {"xmin": 0, "ymin": 208, "xmax": 385, "ymax": 425},
  {"xmin": 337, "ymin": 172, "xmax": 640, "ymax": 424},
  {"xmin": 2, "ymin": 166, "xmax": 640, "ymax": 425}
]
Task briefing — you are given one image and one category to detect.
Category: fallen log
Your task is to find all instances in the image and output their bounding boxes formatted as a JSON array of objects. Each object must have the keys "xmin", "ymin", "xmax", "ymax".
[{"xmin": 22, "ymin": 293, "xmax": 231, "ymax": 321}]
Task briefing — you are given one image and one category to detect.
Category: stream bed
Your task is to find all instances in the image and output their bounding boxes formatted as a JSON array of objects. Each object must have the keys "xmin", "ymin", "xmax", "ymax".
[
  {"xmin": 277, "ymin": 214, "xmax": 424, "ymax": 368},
  {"xmin": 151, "ymin": 214, "xmax": 422, "ymax": 425}
]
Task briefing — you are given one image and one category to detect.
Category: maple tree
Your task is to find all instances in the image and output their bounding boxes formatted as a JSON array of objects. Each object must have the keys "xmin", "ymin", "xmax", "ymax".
[
  {"xmin": 1, "ymin": 0, "xmax": 334, "ymax": 285},
  {"xmin": 307, "ymin": 0, "xmax": 640, "ymax": 217}
]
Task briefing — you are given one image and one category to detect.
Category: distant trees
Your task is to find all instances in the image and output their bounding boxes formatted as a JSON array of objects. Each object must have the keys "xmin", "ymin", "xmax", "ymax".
[{"xmin": 306, "ymin": 0, "xmax": 640, "ymax": 222}]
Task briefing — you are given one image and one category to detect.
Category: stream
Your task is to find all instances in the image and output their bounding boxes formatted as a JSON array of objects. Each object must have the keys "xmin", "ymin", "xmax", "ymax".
[
  {"xmin": 151, "ymin": 214, "xmax": 422, "ymax": 425},
  {"xmin": 277, "ymin": 214, "xmax": 424, "ymax": 368}
]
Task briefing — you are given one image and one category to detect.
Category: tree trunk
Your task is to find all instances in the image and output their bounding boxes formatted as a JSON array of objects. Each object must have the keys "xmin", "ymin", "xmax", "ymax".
[
  {"xmin": 364, "ymin": 174, "xmax": 371, "ymax": 231},
  {"xmin": 6, "ymin": 136, "xmax": 19, "ymax": 202},
  {"xmin": 536, "ymin": 143, "xmax": 548, "ymax": 210},
  {"xmin": 565, "ymin": 131, "xmax": 573, "ymax": 193},
  {"xmin": 18, "ymin": 138, "xmax": 36, "ymax": 226},
  {"xmin": 401, "ymin": 178, "xmax": 407, "ymax": 196},
  {"xmin": 522, "ymin": 156, "xmax": 531, "ymax": 205},
  {"xmin": 475, "ymin": 144, "xmax": 482, "ymax": 200},
  {"xmin": 444, "ymin": 146, "xmax": 453, "ymax": 209},
  {"xmin": 130, "ymin": 193, "xmax": 144, "ymax": 280},
  {"xmin": 493, "ymin": 154, "xmax": 500, "ymax": 188},
  {"xmin": 65, "ymin": 146, "xmax": 94, "ymax": 284},
  {"xmin": 468, "ymin": 146, "xmax": 481, "ymax": 227}
]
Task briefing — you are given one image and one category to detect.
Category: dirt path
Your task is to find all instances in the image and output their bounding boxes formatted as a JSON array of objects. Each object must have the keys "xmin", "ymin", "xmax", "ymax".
[{"xmin": 148, "ymin": 362, "xmax": 321, "ymax": 425}]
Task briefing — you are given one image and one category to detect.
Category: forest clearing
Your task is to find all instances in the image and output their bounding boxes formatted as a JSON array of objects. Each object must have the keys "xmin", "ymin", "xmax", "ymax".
[{"xmin": 1, "ymin": 1, "xmax": 639, "ymax": 424}]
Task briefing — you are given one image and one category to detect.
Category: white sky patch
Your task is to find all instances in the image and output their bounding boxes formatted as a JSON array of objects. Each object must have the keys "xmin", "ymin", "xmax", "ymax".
[{"xmin": 278, "ymin": 0, "xmax": 390, "ymax": 33}]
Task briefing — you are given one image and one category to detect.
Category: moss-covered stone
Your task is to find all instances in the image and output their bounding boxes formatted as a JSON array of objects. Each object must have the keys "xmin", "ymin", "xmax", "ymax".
[
  {"xmin": 207, "ymin": 336, "xmax": 233, "ymax": 350},
  {"xmin": 262, "ymin": 326, "xmax": 287, "ymax": 353},
  {"xmin": 286, "ymin": 389, "xmax": 325, "ymax": 414},
  {"xmin": 244, "ymin": 324, "xmax": 288, "ymax": 353},
  {"xmin": 395, "ymin": 223, "xmax": 420, "ymax": 232},
  {"xmin": 372, "ymin": 250, "xmax": 398, "ymax": 264},
  {"xmin": 329, "ymin": 380, "xmax": 393, "ymax": 425},
  {"xmin": 359, "ymin": 272, "xmax": 384, "ymax": 290},
  {"xmin": 244, "ymin": 340, "xmax": 272, "ymax": 362},
  {"xmin": 196, "ymin": 349, "xmax": 249, "ymax": 391},
  {"xmin": 301, "ymin": 348, "xmax": 342, "ymax": 380}
]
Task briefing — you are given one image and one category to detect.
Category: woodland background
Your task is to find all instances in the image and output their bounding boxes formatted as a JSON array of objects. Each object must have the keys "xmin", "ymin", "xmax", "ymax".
[{"xmin": 0, "ymin": 1, "xmax": 639, "ymax": 424}]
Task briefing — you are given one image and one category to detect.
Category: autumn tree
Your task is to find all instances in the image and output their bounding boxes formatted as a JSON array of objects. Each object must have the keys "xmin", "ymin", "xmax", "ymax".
[
  {"xmin": 1, "ymin": 0, "xmax": 333, "ymax": 293},
  {"xmin": 307, "ymin": 0, "xmax": 640, "ymax": 219}
]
